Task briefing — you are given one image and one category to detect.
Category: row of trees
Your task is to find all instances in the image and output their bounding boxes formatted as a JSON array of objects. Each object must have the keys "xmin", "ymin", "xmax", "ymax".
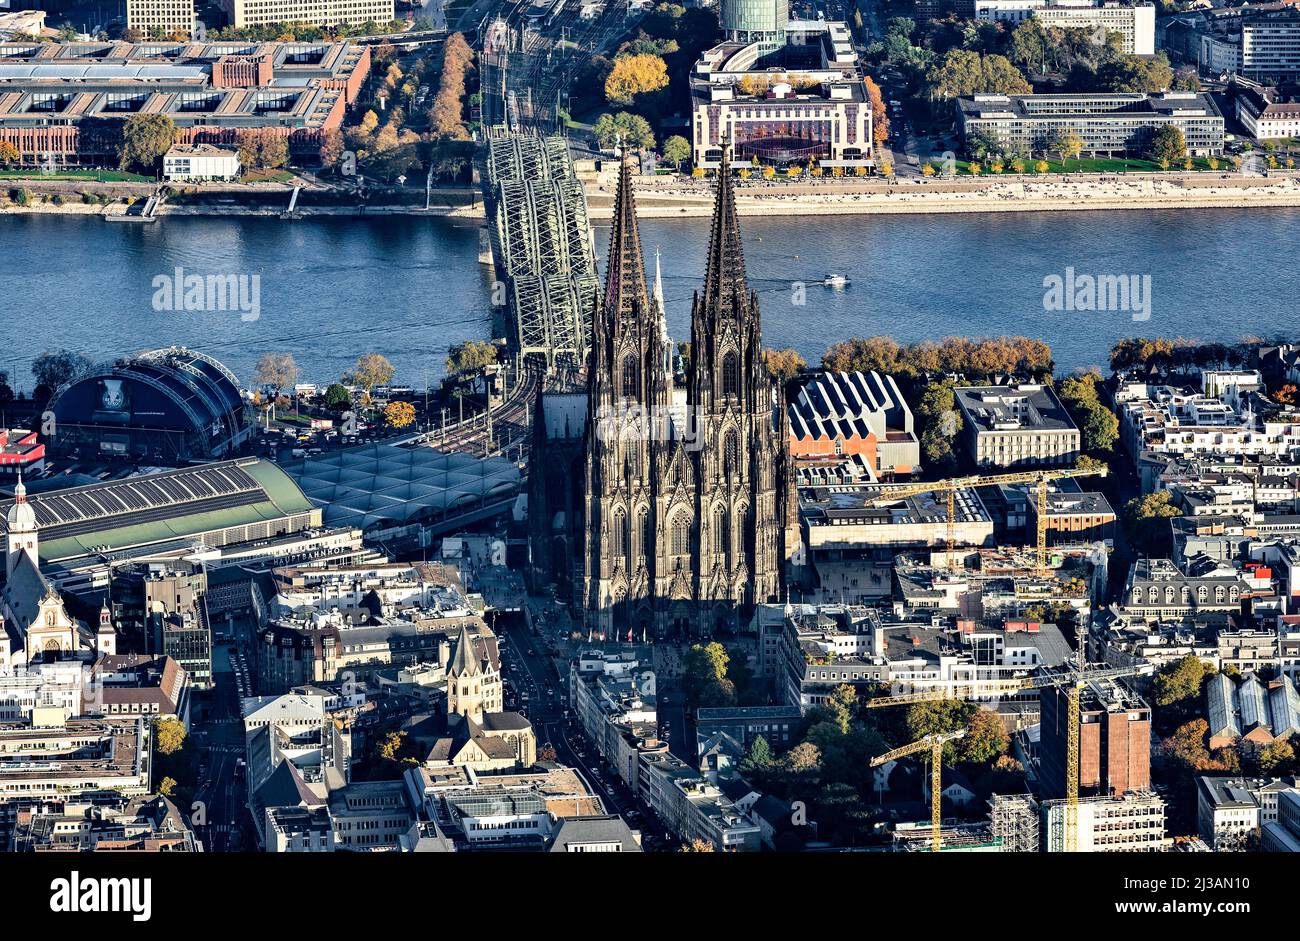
[
  {"xmin": 821, "ymin": 334, "xmax": 1053, "ymax": 380},
  {"xmin": 1109, "ymin": 337, "xmax": 1256, "ymax": 374},
  {"xmin": 430, "ymin": 32, "xmax": 473, "ymax": 141}
]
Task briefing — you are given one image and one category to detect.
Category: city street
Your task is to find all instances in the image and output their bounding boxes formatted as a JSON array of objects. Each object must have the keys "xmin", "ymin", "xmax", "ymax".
[{"xmin": 190, "ymin": 640, "xmax": 252, "ymax": 853}]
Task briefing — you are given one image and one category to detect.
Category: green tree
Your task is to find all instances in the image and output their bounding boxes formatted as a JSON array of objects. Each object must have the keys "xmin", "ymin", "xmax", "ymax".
[
  {"xmin": 926, "ymin": 49, "xmax": 1031, "ymax": 101},
  {"xmin": 593, "ymin": 111, "xmax": 656, "ymax": 151},
  {"xmin": 1153, "ymin": 654, "xmax": 1215, "ymax": 707},
  {"xmin": 323, "ymin": 382, "xmax": 353, "ymax": 412},
  {"xmin": 740, "ymin": 735, "xmax": 774, "ymax": 778},
  {"xmin": 682, "ymin": 642, "xmax": 735, "ymax": 709},
  {"xmin": 119, "ymin": 113, "xmax": 175, "ymax": 173},
  {"xmin": 1148, "ymin": 124, "xmax": 1187, "ymax": 164},
  {"xmin": 1123, "ymin": 490, "xmax": 1182, "ymax": 556},
  {"xmin": 906, "ymin": 699, "xmax": 976, "ymax": 744},
  {"xmin": 1256, "ymin": 739, "xmax": 1295, "ymax": 776},
  {"xmin": 445, "ymin": 339, "xmax": 498, "ymax": 378},
  {"xmin": 956, "ymin": 709, "xmax": 1009, "ymax": 765},
  {"xmin": 662, "ymin": 134, "xmax": 691, "ymax": 169}
]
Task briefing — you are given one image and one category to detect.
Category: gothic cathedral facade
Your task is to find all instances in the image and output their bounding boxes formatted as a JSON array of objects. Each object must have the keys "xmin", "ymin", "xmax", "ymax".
[{"xmin": 530, "ymin": 148, "xmax": 788, "ymax": 639}]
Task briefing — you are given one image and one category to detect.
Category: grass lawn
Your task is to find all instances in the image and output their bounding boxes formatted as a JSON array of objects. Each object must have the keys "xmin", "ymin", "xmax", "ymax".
[
  {"xmin": 931, "ymin": 156, "xmax": 1228, "ymax": 176},
  {"xmin": 0, "ymin": 168, "xmax": 154, "ymax": 182},
  {"xmin": 240, "ymin": 169, "xmax": 295, "ymax": 184}
]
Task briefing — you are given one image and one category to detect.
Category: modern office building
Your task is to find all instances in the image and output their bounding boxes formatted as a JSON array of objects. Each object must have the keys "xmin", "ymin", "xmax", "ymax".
[
  {"xmin": 126, "ymin": 0, "xmax": 196, "ymax": 38},
  {"xmin": 953, "ymin": 383, "xmax": 1081, "ymax": 469},
  {"xmin": 1241, "ymin": 7, "xmax": 1300, "ymax": 79},
  {"xmin": 957, "ymin": 92, "xmax": 1226, "ymax": 158},
  {"xmin": 221, "ymin": 0, "xmax": 395, "ymax": 29},
  {"xmin": 974, "ymin": 1, "xmax": 1156, "ymax": 56},
  {"xmin": 690, "ymin": 21, "xmax": 873, "ymax": 170},
  {"xmin": 0, "ymin": 41, "xmax": 370, "ymax": 166},
  {"xmin": 720, "ymin": 0, "xmax": 789, "ymax": 48}
]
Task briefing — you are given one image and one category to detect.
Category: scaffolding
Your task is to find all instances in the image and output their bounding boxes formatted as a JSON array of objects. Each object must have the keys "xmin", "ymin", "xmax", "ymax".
[
  {"xmin": 989, "ymin": 793, "xmax": 1041, "ymax": 853},
  {"xmin": 484, "ymin": 128, "xmax": 597, "ymax": 366}
]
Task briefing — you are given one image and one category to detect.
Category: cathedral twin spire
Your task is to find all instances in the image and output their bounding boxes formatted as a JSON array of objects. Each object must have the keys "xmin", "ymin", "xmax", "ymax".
[{"xmin": 600, "ymin": 143, "xmax": 754, "ymax": 358}]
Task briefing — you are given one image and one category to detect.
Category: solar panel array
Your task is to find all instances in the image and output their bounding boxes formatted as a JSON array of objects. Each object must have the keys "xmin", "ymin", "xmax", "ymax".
[{"xmin": 3, "ymin": 463, "xmax": 261, "ymax": 533}]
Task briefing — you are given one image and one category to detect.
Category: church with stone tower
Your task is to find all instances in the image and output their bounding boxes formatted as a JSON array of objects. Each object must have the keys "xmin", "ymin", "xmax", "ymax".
[{"xmin": 529, "ymin": 147, "xmax": 789, "ymax": 639}]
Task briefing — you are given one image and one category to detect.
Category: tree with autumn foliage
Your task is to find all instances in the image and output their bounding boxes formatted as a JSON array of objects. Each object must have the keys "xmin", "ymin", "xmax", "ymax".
[
  {"xmin": 765, "ymin": 347, "xmax": 806, "ymax": 384},
  {"xmin": 1162, "ymin": 719, "xmax": 1237, "ymax": 773},
  {"xmin": 863, "ymin": 75, "xmax": 889, "ymax": 153},
  {"xmin": 384, "ymin": 400, "xmax": 416, "ymax": 429},
  {"xmin": 428, "ymin": 32, "xmax": 473, "ymax": 141},
  {"xmin": 679, "ymin": 838, "xmax": 715, "ymax": 852},
  {"xmin": 604, "ymin": 53, "xmax": 669, "ymax": 106}
]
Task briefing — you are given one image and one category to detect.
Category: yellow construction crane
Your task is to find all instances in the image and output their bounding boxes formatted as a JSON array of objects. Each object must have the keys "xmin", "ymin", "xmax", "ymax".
[
  {"xmin": 870, "ymin": 729, "xmax": 966, "ymax": 853},
  {"xmin": 863, "ymin": 466, "xmax": 1108, "ymax": 575},
  {"xmin": 863, "ymin": 660, "xmax": 1151, "ymax": 852}
]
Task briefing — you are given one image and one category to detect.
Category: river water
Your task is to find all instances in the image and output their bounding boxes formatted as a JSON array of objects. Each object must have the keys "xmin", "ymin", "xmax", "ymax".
[{"xmin": 3, "ymin": 206, "xmax": 1298, "ymax": 389}]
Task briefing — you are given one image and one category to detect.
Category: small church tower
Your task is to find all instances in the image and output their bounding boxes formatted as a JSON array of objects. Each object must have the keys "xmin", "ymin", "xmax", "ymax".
[
  {"xmin": 96, "ymin": 600, "xmax": 117, "ymax": 657},
  {"xmin": 6, "ymin": 473, "xmax": 38, "ymax": 581}
]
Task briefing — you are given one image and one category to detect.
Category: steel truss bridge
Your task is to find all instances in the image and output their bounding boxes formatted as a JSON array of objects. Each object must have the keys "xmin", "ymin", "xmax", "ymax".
[{"xmin": 484, "ymin": 128, "xmax": 597, "ymax": 366}]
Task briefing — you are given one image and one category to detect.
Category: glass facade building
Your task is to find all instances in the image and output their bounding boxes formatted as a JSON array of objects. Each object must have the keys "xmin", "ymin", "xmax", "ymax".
[{"xmin": 721, "ymin": 0, "xmax": 789, "ymax": 45}]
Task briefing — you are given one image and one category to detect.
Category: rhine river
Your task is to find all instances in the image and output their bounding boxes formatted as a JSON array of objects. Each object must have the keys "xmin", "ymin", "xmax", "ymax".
[{"xmin": 3, "ymin": 207, "xmax": 1299, "ymax": 388}]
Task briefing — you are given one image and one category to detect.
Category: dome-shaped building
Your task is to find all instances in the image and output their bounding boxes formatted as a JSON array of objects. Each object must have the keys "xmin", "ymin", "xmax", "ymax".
[{"xmin": 49, "ymin": 347, "xmax": 252, "ymax": 463}]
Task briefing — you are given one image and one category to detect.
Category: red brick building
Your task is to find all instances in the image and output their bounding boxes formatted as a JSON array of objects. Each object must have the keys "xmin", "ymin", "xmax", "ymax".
[
  {"xmin": 0, "ymin": 40, "xmax": 370, "ymax": 166},
  {"xmin": 787, "ymin": 371, "xmax": 920, "ymax": 478},
  {"xmin": 1040, "ymin": 679, "xmax": 1152, "ymax": 800}
]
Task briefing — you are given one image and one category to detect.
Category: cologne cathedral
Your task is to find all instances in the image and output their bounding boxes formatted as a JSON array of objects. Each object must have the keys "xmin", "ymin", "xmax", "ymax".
[{"xmin": 528, "ymin": 146, "xmax": 789, "ymax": 638}]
